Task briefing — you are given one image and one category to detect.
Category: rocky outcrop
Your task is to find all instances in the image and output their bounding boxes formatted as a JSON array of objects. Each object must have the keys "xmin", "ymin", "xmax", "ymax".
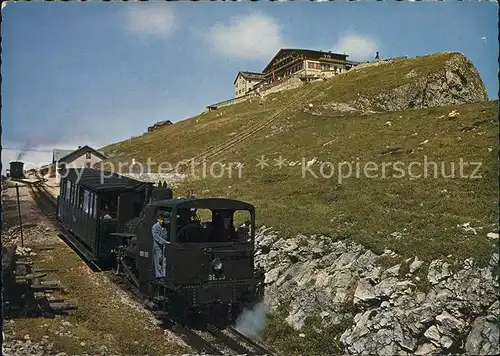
[
  {"xmin": 255, "ymin": 227, "xmax": 499, "ymax": 355},
  {"xmin": 346, "ymin": 52, "xmax": 488, "ymax": 112}
]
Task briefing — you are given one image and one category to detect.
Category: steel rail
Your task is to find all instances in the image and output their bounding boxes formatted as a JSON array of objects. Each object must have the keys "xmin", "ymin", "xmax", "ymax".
[{"xmin": 227, "ymin": 326, "xmax": 275, "ymax": 355}]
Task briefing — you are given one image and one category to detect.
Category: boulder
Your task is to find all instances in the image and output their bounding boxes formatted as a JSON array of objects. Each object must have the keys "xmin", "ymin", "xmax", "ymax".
[{"xmin": 465, "ymin": 317, "xmax": 499, "ymax": 355}]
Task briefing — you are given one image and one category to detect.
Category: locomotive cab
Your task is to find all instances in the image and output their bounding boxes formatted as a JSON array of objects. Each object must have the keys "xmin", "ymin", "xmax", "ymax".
[{"xmin": 121, "ymin": 197, "xmax": 264, "ymax": 323}]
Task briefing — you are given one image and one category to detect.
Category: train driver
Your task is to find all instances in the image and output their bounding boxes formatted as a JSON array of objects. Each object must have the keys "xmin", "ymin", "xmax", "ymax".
[
  {"xmin": 237, "ymin": 220, "xmax": 251, "ymax": 241},
  {"xmin": 152, "ymin": 213, "xmax": 170, "ymax": 279},
  {"xmin": 212, "ymin": 211, "xmax": 237, "ymax": 241}
]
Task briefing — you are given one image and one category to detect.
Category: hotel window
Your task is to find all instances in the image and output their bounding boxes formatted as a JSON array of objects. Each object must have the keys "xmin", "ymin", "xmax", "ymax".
[
  {"xmin": 308, "ymin": 62, "xmax": 321, "ymax": 70},
  {"xmin": 86, "ymin": 152, "xmax": 91, "ymax": 159}
]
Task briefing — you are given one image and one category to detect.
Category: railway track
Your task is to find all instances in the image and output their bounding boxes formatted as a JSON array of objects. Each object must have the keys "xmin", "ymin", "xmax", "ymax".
[
  {"xmin": 175, "ymin": 323, "xmax": 274, "ymax": 355},
  {"xmin": 110, "ymin": 270, "xmax": 274, "ymax": 355},
  {"xmin": 106, "ymin": 257, "xmax": 274, "ymax": 355},
  {"xmin": 5, "ymin": 179, "xmax": 77, "ymax": 318},
  {"xmin": 167, "ymin": 83, "xmax": 324, "ymax": 173},
  {"xmin": 24, "ymin": 178, "xmax": 275, "ymax": 355}
]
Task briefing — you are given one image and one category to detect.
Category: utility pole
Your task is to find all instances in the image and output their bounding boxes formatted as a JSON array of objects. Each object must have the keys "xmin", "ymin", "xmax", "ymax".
[{"xmin": 16, "ymin": 184, "xmax": 24, "ymax": 247}]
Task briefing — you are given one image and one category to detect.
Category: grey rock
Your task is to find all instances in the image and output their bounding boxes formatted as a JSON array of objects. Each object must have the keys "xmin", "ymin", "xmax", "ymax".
[
  {"xmin": 319, "ymin": 311, "xmax": 330, "ymax": 319},
  {"xmin": 282, "ymin": 240, "xmax": 298, "ymax": 253},
  {"xmin": 311, "ymin": 246, "xmax": 325, "ymax": 258},
  {"xmin": 423, "ymin": 324, "xmax": 453, "ymax": 349},
  {"xmin": 255, "ymin": 227, "xmax": 499, "ymax": 356},
  {"xmin": 285, "ymin": 307, "xmax": 307, "ymax": 330},
  {"xmin": 354, "ymin": 278, "xmax": 377, "ymax": 304},
  {"xmin": 361, "ymin": 266, "xmax": 382, "ymax": 283},
  {"xmin": 436, "ymin": 310, "xmax": 465, "ymax": 335},
  {"xmin": 490, "ymin": 253, "xmax": 499, "ymax": 268},
  {"xmin": 409, "ymin": 258, "xmax": 424, "ymax": 274},
  {"xmin": 356, "ymin": 250, "xmax": 380, "ymax": 268},
  {"xmin": 424, "ymin": 325, "xmax": 441, "ymax": 345},
  {"xmin": 375, "ymin": 277, "xmax": 399, "ymax": 298},
  {"xmin": 465, "ymin": 317, "xmax": 499, "ymax": 355},
  {"xmin": 382, "ymin": 264, "xmax": 401, "ymax": 279},
  {"xmin": 267, "ymin": 250, "xmax": 279, "ymax": 261},
  {"xmin": 258, "ymin": 234, "xmax": 276, "ymax": 249},
  {"xmin": 264, "ymin": 266, "xmax": 282, "ymax": 284},
  {"xmin": 415, "ymin": 343, "xmax": 437, "ymax": 355},
  {"xmin": 381, "ymin": 301, "xmax": 390, "ymax": 309},
  {"xmin": 394, "ymin": 322, "xmax": 416, "ymax": 352},
  {"xmin": 427, "ymin": 260, "xmax": 452, "ymax": 284},
  {"xmin": 487, "ymin": 300, "xmax": 499, "ymax": 320},
  {"xmin": 441, "ymin": 335, "xmax": 454, "ymax": 349}
]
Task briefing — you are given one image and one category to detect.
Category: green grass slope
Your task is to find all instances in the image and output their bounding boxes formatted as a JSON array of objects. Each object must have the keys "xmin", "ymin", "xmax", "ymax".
[{"xmin": 102, "ymin": 52, "xmax": 498, "ymax": 264}]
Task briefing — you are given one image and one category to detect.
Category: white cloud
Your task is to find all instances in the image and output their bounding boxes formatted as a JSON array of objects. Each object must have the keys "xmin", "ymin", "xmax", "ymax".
[
  {"xmin": 332, "ymin": 34, "xmax": 378, "ymax": 61},
  {"xmin": 206, "ymin": 12, "xmax": 287, "ymax": 61},
  {"xmin": 125, "ymin": 5, "xmax": 176, "ymax": 38}
]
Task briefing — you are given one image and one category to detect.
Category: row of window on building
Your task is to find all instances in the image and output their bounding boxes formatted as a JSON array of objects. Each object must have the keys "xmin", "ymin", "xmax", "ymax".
[
  {"xmin": 306, "ymin": 61, "xmax": 341, "ymax": 71},
  {"xmin": 237, "ymin": 59, "xmax": 345, "ymax": 96},
  {"xmin": 272, "ymin": 61, "xmax": 341, "ymax": 79},
  {"xmin": 270, "ymin": 55, "xmax": 299, "ymax": 72}
]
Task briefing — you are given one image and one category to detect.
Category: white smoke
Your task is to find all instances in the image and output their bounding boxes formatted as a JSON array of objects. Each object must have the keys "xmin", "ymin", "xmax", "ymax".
[{"xmin": 234, "ymin": 302, "xmax": 270, "ymax": 340}]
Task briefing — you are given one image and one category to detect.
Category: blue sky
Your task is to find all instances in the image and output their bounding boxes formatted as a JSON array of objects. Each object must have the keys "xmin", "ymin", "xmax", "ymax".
[{"xmin": 1, "ymin": 1, "xmax": 498, "ymax": 171}]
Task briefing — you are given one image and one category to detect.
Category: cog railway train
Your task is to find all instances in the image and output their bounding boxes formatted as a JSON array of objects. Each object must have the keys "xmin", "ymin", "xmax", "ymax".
[{"xmin": 55, "ymin": 168, "xmax": 264, "ymax": 325}]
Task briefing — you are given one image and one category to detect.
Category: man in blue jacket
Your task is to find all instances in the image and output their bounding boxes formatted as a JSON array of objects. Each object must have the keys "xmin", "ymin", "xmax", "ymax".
[{"xmin": 152, "ymin": 213, "xmax": 169, "ymax": 279}]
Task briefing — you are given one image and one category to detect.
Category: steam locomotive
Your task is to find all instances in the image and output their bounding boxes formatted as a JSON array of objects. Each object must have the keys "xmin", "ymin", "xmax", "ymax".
[{"xmin": 56, "ymin": 168, "xmax": 264, "ymax": 325}]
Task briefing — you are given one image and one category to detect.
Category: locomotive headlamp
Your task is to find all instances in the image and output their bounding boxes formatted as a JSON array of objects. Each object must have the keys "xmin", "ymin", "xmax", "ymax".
[{"xmin": 212, "ymin": 258, "xmax": 223, "ymax": 271}]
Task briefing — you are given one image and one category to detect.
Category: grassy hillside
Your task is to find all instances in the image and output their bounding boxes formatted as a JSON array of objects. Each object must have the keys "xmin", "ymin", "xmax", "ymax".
[
  {"xmin": 102, "ymin": 52, "xmax": 498, "ymax": 264},
  {"xmin": 102, "ymin": 52, "xmax": 468, "ymax": 165}
]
